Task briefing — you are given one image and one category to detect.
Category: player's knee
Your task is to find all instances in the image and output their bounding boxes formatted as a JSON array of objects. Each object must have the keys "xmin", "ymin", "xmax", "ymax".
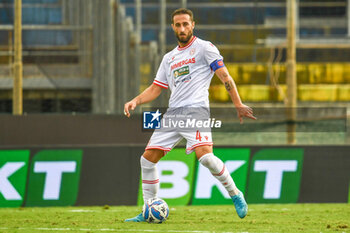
[
  {"xmin": 195, "ymin": 145, "xmax": 213, "ymax": 159},
  {"xmin": 140, "ymin": 155, "xmax": 157, "ymax": 169},
  {"xmin": 142, "ymin": 149, "xmax": 164, "ymax": 163}
]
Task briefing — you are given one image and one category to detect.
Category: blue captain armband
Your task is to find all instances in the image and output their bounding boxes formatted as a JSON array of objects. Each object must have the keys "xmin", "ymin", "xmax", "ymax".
[{"xmin": 210, "ymin": 59, "xmax": 225, "ymax": 71}]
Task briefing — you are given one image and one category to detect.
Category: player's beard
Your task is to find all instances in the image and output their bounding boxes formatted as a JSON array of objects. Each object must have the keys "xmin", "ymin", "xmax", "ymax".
[{"xmin": 176, "ymin": 31, "xmax": 193, "ymax": 45}]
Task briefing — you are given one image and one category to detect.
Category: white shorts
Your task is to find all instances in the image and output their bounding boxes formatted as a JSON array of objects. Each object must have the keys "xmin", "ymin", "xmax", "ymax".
[
  {"xmin": 146, "ymin": 129, "xmax": 213, "ymax": 155},
  {"xmin": 145, "ymin": 105, "xmax": 213, "ymax": 155}
]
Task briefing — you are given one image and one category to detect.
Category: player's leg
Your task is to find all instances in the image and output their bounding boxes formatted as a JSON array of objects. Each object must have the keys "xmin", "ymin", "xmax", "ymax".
[
  {"xmin": 195, "ymin": 145, "xmax": 239, "ymax": 196},
  {"xmin": 194, "ymin": 145, "xmax": 248, "ymax": 219},
  {"xmin": 125, "ymin": 130, "xmax": 182, "ymax": 222},
  {"xmin": 185, "ymin": 129, "xmax": 238, "ymax": 195},
  {"xmin": 124, "ymin": 149, "xmax": 164, "ymax": 222},
  {"xmin": 140, "ymin": 149, "xmax": 164, "ymax": 203},
  {"xmin": 183, "ymin": 127, "xmax": 248, "ymax": 219}
]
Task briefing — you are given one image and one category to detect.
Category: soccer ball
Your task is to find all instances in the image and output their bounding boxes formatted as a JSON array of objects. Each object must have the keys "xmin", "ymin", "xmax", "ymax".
[{"xmin": 142, "ymin": 198, "xmax": 169, "ymax": 223}]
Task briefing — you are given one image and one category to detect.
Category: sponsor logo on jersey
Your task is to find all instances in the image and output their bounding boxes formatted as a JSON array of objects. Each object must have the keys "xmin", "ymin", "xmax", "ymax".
[
  {"xmin": 174, "ymin": 76, "xmax": 192, "ymax": 86},
  {"xmin": 171, "ymin": 57, "xmax": 196, "ymax": 71},
  {"xmin": 173, "ymin": 66, "xmax": 189, "ymax": 79}
]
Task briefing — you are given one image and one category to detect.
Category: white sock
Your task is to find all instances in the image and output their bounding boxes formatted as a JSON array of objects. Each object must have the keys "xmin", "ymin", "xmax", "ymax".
[
  {"xmin": 198, "ymin": 153, "xmax": 239, "ymax": 196},
  {"xmin": 140, "ymin": 156, "xmax": 159, "ymax": 203}
]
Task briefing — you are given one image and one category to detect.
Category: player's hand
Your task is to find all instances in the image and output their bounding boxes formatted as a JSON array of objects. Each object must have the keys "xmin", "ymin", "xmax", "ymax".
[
  {"xmin": 236, "ymin": 104, "xmax": 257, "ymax": 124},
  {"xmin": 124, "ymin": 100, "xmax": 137, "ymax": 118}
]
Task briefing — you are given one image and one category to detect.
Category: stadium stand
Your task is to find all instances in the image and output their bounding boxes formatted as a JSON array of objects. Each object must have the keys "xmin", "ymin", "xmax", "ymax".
[{"xmin": 124, "ymin": 0, "xmax": 350, "ymax": 103}]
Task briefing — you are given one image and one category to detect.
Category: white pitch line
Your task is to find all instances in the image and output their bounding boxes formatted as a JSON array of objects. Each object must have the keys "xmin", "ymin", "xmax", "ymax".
[
  {"xmin": 67, "ymin": 209, "xmax": 129, "ymax": 213},
  {"xmin": 0, "ymin": 227, "xmax": 243, "ymax": 233},
  {"xmin": 68, "ymin": 209, "xmax": 95, "ymax": 212}
]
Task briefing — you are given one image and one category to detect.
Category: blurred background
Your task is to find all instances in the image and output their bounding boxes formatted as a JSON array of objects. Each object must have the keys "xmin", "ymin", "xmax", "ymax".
[{"xmin": 0, "ymin": 0, "xmax": 349, "ymax": 145}]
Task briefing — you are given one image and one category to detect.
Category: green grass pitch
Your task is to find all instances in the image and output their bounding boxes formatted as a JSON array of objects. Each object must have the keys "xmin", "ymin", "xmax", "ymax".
[{"xmin": 0, "ymin": 204, "xmax": 349, "ymax": 233}]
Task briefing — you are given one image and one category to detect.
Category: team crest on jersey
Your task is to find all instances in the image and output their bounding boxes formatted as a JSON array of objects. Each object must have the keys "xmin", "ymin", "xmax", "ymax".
[{"xmin": 190, "ymin": 48, "xmax": 196, "ymax": 55}]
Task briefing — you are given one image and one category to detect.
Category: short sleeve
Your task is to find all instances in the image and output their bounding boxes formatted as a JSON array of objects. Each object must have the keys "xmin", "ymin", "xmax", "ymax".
[
  {"xmin": 203, "ymin": 42, "xmax": 223, "ymax": 66},
  {"xmin": 153, "ymin": 57, "xmax": 169, "ymax": 89}
]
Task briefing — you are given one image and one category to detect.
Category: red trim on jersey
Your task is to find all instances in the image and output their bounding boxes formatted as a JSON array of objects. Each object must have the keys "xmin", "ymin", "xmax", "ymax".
[
  {"xmin": 146, "ymin": 146, "xmax": 171, "ymax": 151},
  {"xmin": 186, "ymin": 142, "xmax": 213, "ymax": 152},
  {"xmin": 177, "ymin": 36, "xmax": 197, "ymax": 51},
  {"xmin": 153, "ymin": 80, "xmax": 168, "ymax": 89},
  {"xmin": 153, "ymin": 82, "xmax": 168, "ymax": 89},
  {"xmin": 154, "ymin": 80, "xmax": 168, "ymax": 86}
]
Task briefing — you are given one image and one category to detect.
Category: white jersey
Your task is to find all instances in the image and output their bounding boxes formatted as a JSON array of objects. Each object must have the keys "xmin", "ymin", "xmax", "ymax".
[{"xmin": 153, "ymin": 36, "xmax": 223, "ymax": 108}]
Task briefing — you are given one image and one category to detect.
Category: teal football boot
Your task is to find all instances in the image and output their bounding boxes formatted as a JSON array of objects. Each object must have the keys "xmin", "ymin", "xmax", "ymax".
[
  {"xmin": 124, "ymin": 213, "xmax": 146, "ymax": 222},
  {"xmin": 232, "ymin": 191, "xmax": 248, "ymax": 219}
]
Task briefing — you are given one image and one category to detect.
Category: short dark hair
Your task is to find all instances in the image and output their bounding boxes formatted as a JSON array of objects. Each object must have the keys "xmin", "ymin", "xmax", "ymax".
[{"xmin": 171, "ymin": 8, "xmax": 194, "ymax": 24}]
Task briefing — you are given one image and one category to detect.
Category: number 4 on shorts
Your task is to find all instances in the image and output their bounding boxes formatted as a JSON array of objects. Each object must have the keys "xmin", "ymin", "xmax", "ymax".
[{"xmin": 196, "ymin": 130, "xmax": 202, "ymax": 141}]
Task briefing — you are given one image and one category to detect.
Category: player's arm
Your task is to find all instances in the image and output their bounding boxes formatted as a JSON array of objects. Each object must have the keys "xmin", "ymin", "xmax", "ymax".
[
  {"xmin": 215, "ymin": 66, "xmax": 257, "ymax": 124},
  {"xmin": 124, "ymin": 84, "xmax": 163, "ymax": 117}
]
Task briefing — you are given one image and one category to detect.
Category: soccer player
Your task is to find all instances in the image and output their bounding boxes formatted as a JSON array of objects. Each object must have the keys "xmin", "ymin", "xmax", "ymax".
[{"xmin": 124, "ymin": 8, "xmax": 256, "ymax": 222}]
